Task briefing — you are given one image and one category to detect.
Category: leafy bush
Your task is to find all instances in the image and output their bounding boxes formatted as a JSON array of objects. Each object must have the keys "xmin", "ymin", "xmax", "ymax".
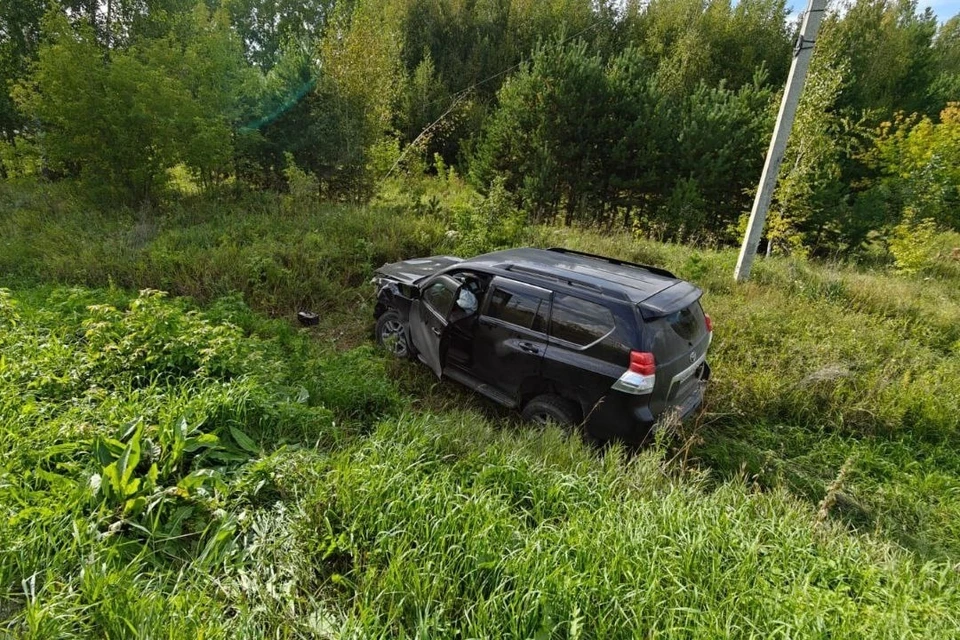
[
  {"xmin": 888, "ymin": 211, "xmax": 940, "ymax": 273},
  {"xmin": 282, "ymin": 152, "xmax": 319, "ymax": 208},
  {"xmin": 451, "ymin": 177, "xmax": 527, "ymax": 256}
]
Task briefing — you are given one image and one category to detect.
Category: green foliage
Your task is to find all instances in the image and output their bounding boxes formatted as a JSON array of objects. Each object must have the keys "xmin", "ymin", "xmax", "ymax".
[
  {"xmin": 224, "ymin": 0, "xmax": 333, "ymax": 69},
  {"xmin": 888, "ymin": 211, "xmax": 939, "ymax": 273},
  {"xmin": 769, "ymin": 45, "xmax": 861, "ymax": 254},
  {"xmin": 281, "ymin": 151, "xmax": 319, "ymax": 208},
  {"xmin": 313, "ymin": 346, "xmax": 403, "ymax": 423},
  {"xmin": 0, "ymin": 285, "xmax": 416, "ymax": 634},
  {"xmin": 304, "ymin": 414, "xmax": 960, "ymax": 636},
  {"xmin": 451, "ymin": 177, "xmax": 527, "ymax": 255},
  {"xmin": 3, "ymin": 190, "xmax": 960, "ymax": 633},
  {"xmin": 823, "ymin": 0, "xmax": 940, "ymax": 119},
  {"xmin": 625, "ymin": 0, "xmax": 792, "ymax": 96},
  {"xmin": 3, "ymin": 0, "xmax": 957, "ymax": 253},
  {"xmin": 311, "ymin": 0, "xmax": 404, "ymax": 199},
  {"xmin": 0, "ymin": 185, "xmax": 448, "ymax": 314},
  {"xmin": 868, "ymin": 103, "xmax": 960, "ymax": 230},
  {"xmin": 0, "ymin": 0, "xmax": 45, "ymax": 145},
  {"xmin": 932, "ymin": 17, "xmax": 960, "ymax": 106},
  {"xmin": 13, "ymin": 6, "xmax": 248, "ymax": 204},
  {"xmin": 471, "ymin": 38, "xmax": 775, "ymax": 237}
]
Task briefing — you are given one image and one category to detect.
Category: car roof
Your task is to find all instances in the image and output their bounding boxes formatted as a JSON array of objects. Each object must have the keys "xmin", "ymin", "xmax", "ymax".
[{"xmin": 456, "ymin": 247, "xmax": 684, "ymax": 305}]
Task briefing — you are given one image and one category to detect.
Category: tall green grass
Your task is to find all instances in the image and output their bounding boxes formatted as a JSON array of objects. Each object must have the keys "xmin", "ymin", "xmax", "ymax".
[
  {"xmin": 2, "ymin": 287, "xmax": 959, "ymax": 637},
  {"xmin": 3, "ymin": 182, "xmax": 960, "ymax": 635}
]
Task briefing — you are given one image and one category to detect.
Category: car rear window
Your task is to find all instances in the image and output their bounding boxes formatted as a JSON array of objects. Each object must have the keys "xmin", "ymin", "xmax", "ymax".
[
  {"xmin": 647, "ymin": 302, "xmax": 707, "ymax": 354},
  {"xmin": 549, "ymin": 294, "xmax": 615, "ymax": 346},
  {"xmin": 486, "ymin": 288, "xmax": 547, "ymax": 332},
  {"xmin": 665, "ymin": 305, "xmax": 702, "ymax": 341}
]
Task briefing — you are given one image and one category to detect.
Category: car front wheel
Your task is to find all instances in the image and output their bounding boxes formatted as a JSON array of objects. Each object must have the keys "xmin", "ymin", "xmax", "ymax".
[{"xmin": 376, "ymin": 309, "xmax": 413, "ymax": 359}]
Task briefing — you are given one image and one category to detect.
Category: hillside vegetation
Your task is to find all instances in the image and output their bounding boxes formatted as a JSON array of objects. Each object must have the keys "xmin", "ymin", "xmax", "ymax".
[
  {"xmin": 3, "ymin": 0, "xmax": 959, "ymax": 256},
  {"xmin": 2, "ymin": 184, "xmax": 960, "ymax": 636}
]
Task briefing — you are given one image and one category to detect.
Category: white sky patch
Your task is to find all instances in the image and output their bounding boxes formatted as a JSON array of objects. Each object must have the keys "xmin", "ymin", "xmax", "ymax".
[{"xmin": 784, "ymin": 0, "xmax": 957, "ymax": 21}]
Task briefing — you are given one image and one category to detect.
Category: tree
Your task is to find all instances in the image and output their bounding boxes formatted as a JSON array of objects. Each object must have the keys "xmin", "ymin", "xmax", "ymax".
[
  {"xmin": 14, "ymin": 5, "xmax": 249, "ymax": 203},
  {"xmin": 868, "ymin": 104, "xmax": 960, "ymax": 231},
  {"xmin": 469, "ymin": 38, "xmax": 609, "ymax": 222},
  {"xmin": 0, "ymin": 0, "xmax": 45, "ymax": 144},
  {"xmin": 470, "ymin": 37, "xmax": 776, "ymax": 236},
  {"xmin": 224, "ymin": 0, "xmax": 335, "ymax": 69},
  {"xmin": 620, "ymin": 0, "xmax": 792, "ymax": 97},
  {"xmin": 932, "ymin": 17, "xmax": 960, "ymax": 110},
  {"xmin": 311, "ymin": 0, "xmax": 404, "ymax": 198},
  {"xmin": 234, "ymin": 40, "xmax": 319, "ymax": 189},
  {"xmin": 825, "ymin": 0, "xmax": 939, "ymax": 120}
]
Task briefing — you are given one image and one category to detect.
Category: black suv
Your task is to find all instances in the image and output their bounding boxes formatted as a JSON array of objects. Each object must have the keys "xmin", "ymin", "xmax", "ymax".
[{"xmin": 373, "ymin": 247, "xmax": 712, "ymax": 442}]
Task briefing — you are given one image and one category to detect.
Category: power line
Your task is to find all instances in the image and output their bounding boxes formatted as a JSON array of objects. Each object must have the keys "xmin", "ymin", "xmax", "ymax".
[{"xmin": 382, "ymin": 18, "xmax": 609, "ymax": 182}]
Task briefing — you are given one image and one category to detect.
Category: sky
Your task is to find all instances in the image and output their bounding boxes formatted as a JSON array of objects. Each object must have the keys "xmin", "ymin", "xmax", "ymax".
[{"xmin": 785, "ymin": 0, "xmax": 960, "ymax": 21}]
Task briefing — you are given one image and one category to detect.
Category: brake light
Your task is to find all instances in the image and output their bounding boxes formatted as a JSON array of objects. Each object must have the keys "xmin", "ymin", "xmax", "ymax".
[
  {"xmin": 629, "ymin": 351, "xmax": 656, "ymax": 376},
  {"xmin": 613, "ymin": 351, "xmax": 657, "ymax": 395},
  {"xmin": 704, "ymin": 314, "xmax": 713, "ymax": 333}
]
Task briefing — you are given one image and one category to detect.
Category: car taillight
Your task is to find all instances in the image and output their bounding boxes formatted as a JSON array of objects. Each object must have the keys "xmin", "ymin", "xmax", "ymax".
[
  {"xmin": 613, "ymin": 351, "xmax": 657, "ymax": 395},
  {"xmin": 629, "ymin": 351, "xmax": 656, "ymax": 376},
  {"xmin": 704, "ymin": 313, "xmax": 713, "ymax": 333}
]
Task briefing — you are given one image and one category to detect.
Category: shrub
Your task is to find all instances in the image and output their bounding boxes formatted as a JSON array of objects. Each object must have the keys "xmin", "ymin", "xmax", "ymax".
[
  {"xmin": 451, "ymin": 177, "xmax": 527, "ymax": 256},
  {"xmin": 888, "ymin": 210, "xmax": 939, "ymax": 273},
  {"xmin": 282, "ymin": 152, "xmax": 320, "ymax": 208}
]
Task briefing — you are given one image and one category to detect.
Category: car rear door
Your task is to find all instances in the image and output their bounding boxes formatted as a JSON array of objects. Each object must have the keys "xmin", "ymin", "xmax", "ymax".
[
  {"xmin": 409, "ymin": 275, "xmax": 461, "ymax": 377},
  {"xmin": 470, "ymin": 278, "xmax": 551, "ymax": 397},
  {"xmin": 541, "ymin": 293, "xmax": 635, "ymax": 412}
]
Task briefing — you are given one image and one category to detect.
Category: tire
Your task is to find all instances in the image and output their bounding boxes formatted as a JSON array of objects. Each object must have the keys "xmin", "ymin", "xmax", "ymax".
[
  {"xmin": 522, "ymin": 394, "xmax": 580, "ymax": 428},
  {"xmin": 522, "ymin": 394, "xmax": 602, "ymax": 446},
  {"xmin": 376, "ymin": 309, "xmax": 413, "ymax": 359}
]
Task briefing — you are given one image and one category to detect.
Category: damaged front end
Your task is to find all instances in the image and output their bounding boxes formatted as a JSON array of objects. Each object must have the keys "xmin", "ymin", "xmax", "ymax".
[{"xmin": 372, "ymin": 255, "xmax": 462, "ymax": 320}]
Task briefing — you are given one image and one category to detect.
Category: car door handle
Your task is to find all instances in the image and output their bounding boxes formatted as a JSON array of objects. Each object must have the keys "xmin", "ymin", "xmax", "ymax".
[
  {"xmin": 518, "ymin": 342, "xmax": 541, "ymax": 354},
  {"xmin": 432, "ymin": 326, "xmax": 442, "ymax": 337}
]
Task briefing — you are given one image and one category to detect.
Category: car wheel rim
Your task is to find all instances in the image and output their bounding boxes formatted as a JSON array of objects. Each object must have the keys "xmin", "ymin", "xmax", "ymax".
[{"xmin": 381, "ymin": 319, "xmax": 407, "ymax": 357}]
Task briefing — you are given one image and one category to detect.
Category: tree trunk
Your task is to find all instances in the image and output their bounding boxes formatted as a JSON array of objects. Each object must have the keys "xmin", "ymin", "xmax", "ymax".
[
  {"xmin": 564, "ymin": 193, "xmax": 576, "ymax": 226},
  {"xmin": 105, "ymin": 0, "xmax": 112, "ymax": 49}
]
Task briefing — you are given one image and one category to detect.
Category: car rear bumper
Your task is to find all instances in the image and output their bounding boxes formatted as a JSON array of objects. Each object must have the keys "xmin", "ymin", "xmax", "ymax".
[{"xmin": 586, "ymin": 362, "xmax": 710, "ymax": 443}]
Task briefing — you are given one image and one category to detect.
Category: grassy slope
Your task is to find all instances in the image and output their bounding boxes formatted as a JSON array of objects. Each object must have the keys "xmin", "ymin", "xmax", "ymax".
[{"xmin": 2, "ymin": 182, "xmax": 960, "ymax": 636}]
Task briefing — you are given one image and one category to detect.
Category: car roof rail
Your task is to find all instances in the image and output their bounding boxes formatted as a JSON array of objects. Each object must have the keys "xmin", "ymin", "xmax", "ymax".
[
  {"xmin": 546, "ymin": 247, "xmax": 676, "ymax": 279},
  {"xmin": 506, "ymin": 263, "xmax": 628, "ymax": 300}
]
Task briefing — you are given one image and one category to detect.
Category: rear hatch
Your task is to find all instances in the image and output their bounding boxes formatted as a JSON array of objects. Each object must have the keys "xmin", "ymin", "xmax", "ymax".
[{"xmin": 639, "ymin": 284, "xmax": 710, "ymax": 410}]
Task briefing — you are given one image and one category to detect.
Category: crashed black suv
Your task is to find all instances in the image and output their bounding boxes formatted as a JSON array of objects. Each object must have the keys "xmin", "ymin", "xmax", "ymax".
[{"xmin": 373, "ymin": 247, "xmax": 712, "ymax": 442}]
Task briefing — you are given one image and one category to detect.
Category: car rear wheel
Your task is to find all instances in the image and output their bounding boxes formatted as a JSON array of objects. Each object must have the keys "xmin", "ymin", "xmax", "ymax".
[
  {"xmin": 376, "ymin": 309, "xmax": 412, "ymax": 359},
  {"xmin": 522, "ymin": 394, "xmax": 601, "ymax": 446},
  {"xmin": 522, "ymin": 394, "xmax": 581, "ymax": 428}
]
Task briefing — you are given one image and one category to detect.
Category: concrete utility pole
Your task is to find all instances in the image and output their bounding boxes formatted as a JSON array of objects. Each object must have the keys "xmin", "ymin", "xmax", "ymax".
[{"xmin": 733, "ymin": 0, "xmax": 828, "ymax": 282}]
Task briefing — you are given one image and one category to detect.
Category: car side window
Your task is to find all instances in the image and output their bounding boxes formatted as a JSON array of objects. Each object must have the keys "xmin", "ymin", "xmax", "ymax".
[
  {"xmin": 550, "ymin": 294, "xmax": 616, "ymax": 346},
  {"xmin": 486, "ymin": 288, "xmax": 547, "ymax": 332},
  {"xmin": 422, "ymin": 280, "xmax": 457, "ymax": 318}
]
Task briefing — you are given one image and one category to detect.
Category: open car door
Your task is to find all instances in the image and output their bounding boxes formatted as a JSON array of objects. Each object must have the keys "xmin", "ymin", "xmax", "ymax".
[{"xmin": 408, "ymin": 275, "xmax": 462, "ymax": 377}]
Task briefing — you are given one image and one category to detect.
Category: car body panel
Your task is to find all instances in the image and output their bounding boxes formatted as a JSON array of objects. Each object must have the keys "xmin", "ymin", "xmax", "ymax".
[
  {"xmin": 407, "ymin": 274, "xmax": 463, "ymax": 377},
  {"xmin": 376, "ymin": 255, "xmax": 463, "ymax": 285}
]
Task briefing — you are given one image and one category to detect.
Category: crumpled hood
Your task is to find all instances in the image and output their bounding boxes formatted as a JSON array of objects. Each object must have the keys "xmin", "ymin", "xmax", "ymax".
[{"xmin": 375, "ymin": 255, "xmax": 463, "ymax": 285}]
